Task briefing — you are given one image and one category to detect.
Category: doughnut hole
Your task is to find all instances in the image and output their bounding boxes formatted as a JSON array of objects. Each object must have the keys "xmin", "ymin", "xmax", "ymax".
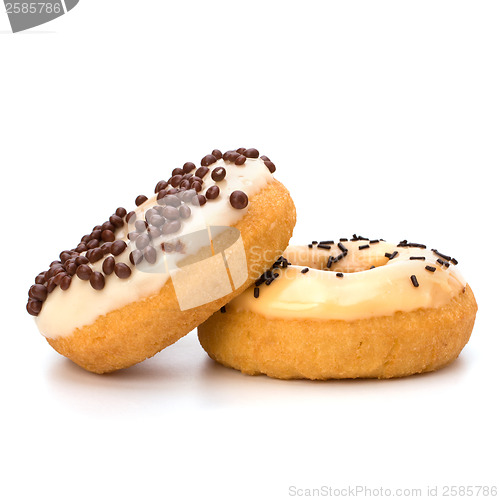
[{"xmin": 283, "ymin": 242, "xmax": 393, "ymax": 274}]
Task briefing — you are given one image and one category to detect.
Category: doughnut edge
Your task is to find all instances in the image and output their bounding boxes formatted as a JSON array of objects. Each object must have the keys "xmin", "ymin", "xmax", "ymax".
[
  {"xmin": 46, "ymin": 179, "xmax": 296, "ymax": 374},
  {"xmin": 197, "ymin": 285, "xmax": 478, "ymax": 380}
]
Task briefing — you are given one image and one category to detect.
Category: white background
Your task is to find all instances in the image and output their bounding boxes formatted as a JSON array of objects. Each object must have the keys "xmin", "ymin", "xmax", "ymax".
[{"xmin": 1, "ymin": 1, "xmax": 498, "ymax": 499}]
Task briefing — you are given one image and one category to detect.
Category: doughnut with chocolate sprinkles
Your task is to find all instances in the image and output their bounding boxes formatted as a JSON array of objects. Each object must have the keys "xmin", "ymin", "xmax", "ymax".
[
  {"xmin": 28, "ymin": 148, "xmax": 295, "ymax": 373},
  {"xmin": 198, "ymin": 238, "xmax": 477, "ymax": 380}
]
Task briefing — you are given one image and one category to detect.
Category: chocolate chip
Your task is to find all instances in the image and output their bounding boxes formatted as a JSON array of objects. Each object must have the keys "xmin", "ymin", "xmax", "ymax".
[
  {"xmin": 195, "ymin": 194, "xmax": 207, "ymax": 206},
  {"xmin": 101, "ymin": 229, "xmax": 115, "ymax": 242},
  {"xmin": 129, "ymin": 250, "xmax": 143, "ymax": 266},
  {"xmin": 29, "ymin": 284, "xmax": 47, "ymax": 301},
  {"xmin": 264, "ymin": 160, "xmax": 276, "ymax": 173},
  {"xmin": 179, "ymin": 179, "xmax": 190, "ymax": 190},
  {"xmin": 75, "ymin": 256, "xmax": 89, "ymax": 266},
  {"xmin": 128, "ymin": 231, "xmax": 139, "ymax": 241},
  {"xmin": 75, "ymin": 243, "xmax": 87, "ymax": 253},
  {"xmin": 201, "ymin": 154, "xmax": 217, "ymax": 167},
  {"xmin": 191, "ymin": 181, "xmax": 202, "ymax": 193},
  {"xmin": 101, "ymin": 221, "xmax": 114, "ymax": 232},
  {"xmin": 172, "ymin": 167, "xmax": 184, "ymax": 176},
  {"xmin": 115, "ymin": 207, "xmax": 127, "ymax": 218},
  {"xmin": 87, "ymin": 247, "xmax": 104, "ymax": 263},
  {"xmin": 179, "ymin": 204, "xmax": 191, "ymax": 219},
  {"xmin": 156, "ymin": 189, "xmax": 168, "ymax": 201},
  {"xmin": 35, "ymin": 272, "xmax": 46, "ymax": 285},
  {"xmin": 236, "ymin": 148, "xmax": 246, "ymax": 154},
  {"xmin": 101, "ymin": 242, "xmax": 112, "ymax": 255},
  {"xmin": 143, "ymin": 246, "xmax": 157, "ymax": 264},
  {"xmin": 196, "ymin": 166, "xmax": 209, "ymax": 179},
  {"xmin": 211, "ymin": 166, "xmax": 226, "ymax": 182},
  {"xmin": 229, "ymin": 190, "xmax": 248, "ymax": 209},
  {"xmin": 27, "ymin": 299, "xmax": 43, "ymax": 316},
  {"xmin": 148, "ymin": 226, "xmax": 162, "ymax": 239},
  {"xmin": 126, "ymin": 211, "xmax": 136, "ymax": 223},
  {"xmin": 109, "ymin": 214, "xmax": 124, "ymax": 228},
  {"xmin": 149, "ymin": 214, "xmax": 165, "ymax": 227},
  {"xmin": 162, "ymin": 195, "xmax": 181, "ymax": 207},
  {"xmin": 135, "ymin": 195, "xmax": 148, "ymax": 206},
  {"xmin": 59, "ymin": 251, "xmax": 72, "ymax": 263},
  {"xmin": 170, "ymin": 175, "xmax": 183, "ymax": 188},
  {"xmin": 206, "ymin": 185, "xmax": 220, "ymax": 200},
  {"xmin": 81, "ymin": 234, "xmax": 91, "ymax": 244},
  {"xmin": 53, "ymin": 271, "xmax": 67, "ymax": 286},
  {"xmin": 144, "ymin": 208, "xmax": 157, "ymax": 222},
  {"xmin": 162, "ymin": 206, "xmax": 180, "ymax": 220},
  {"xmin": 76, "ymin": 264, "xmax": 92, "ymax": 280},
  {"xmin": 89, "ymin": 230, "xmax": 101, "ymax": 241},
  {"xmin": 65, "ymin": 261, "xmax": 77, "ymax": 275},
  {"xmin": 46, "ymin": 277, "xmax": 57, "ymax": 293},
  {"xmin": 155, "ymin": 181, "xmax": 168, "ymax": 194},
  {"xmin": 260, "ymin": 155, "xmax": 270, "ymax": 161},
  {"xmin": 212, "ymin": 149, "xmax": 223, "ymax": 160},
  {"xmin": 111, "ymin": 240, "xmax": 127, "ymax": 256},
  {"xmin": 60, "ymin": 275, "xmax": 72, "ymax": 291},
  {"xmin": 235, "ymin": 155, "xmax": 246, "ymax": 165},
  {"xmin": 135, "ymin": 220, "xmax": 148, "ymax": 232},
  {"xmin": 87, "ymin": 239, "xmax": 99, "ymax": 249},
  {"xmin": 180, "ymin": 189, "xmax": 197, "ymax": 203},
  {"xmin": 135, "ymin": 234, "xmax": 150, "ymax": 250},
  {"xmin": 183, "ymin": 162, "xmax": 196, "ymax": 174},
  {"xmin": 102, "ymin": 256, "xmax": 115, "ymax": 275},
  {"xmin": 115, "ymin": 263, "xmax": 132, "ymax": 279},
  {"xmin": 162, "ymin": 220, "xmax": 181, "ymax": 234},
  {"xmin": 244, "ymin": 148, "xmax": 259, "ymax": 158},
  {"xmin": 90, "ymin": 271, "xmax": 105, "ymax": 290}
]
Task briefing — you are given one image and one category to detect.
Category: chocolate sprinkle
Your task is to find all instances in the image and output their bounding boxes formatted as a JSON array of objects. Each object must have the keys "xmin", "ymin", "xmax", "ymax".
[
  {"xmin": 229, "ymin": 190, "xmax": 248, "ymax": 209},
  {"xmin": 201, "ymin": 154, "xmax": 217, "ymax": 167},
  {"xmin": 254, "ymin": 287, "xmax": 260, "ymax": 298},
  {"xmin": 206, "ymin": 185, "xmax": 220, "ymax": 200},
  {"xmin": 301, "ymin": 267, "xmax": 309, "ymax": 273},
  {"xmin": 90, "ymin": 271, "xmax": 105, "ymax": 290},
  {"xmin": 425, "ymin": 265, "xmax": 436, "ymax": 272},
  {"xmin": 410, "ymin": 256, "xmax": 425, "ymax": 260},
  {"xmin": 359, "ymin": 244, "xmax": 370, "ymax": 250},
  {"xmin": 115, "ymin": 263, "xmax": 132, "ymax": 279},
  {"xmin": 336, "ymin": 273, "xmax": 344, "ymax": 278},
  {"xmin": 135, "ymin": 195, "xmax": 148, "ymax": 206},
  {"xmin": 102, "ymin": 256, "xmax": 115, "ymax": 275},
  {"xmin": 76, "ymin": 264, "xmax": 92, "ymax": 280},
  {"xmin": 410, "ymin": 275, "xmax": 419, "ymax": 287},
  {"xmin": 244, "ymin": 148, "xmax": 259, "ymax": 158},
  {"xmin": 432, "ymin": 249, "xmax": 452, "ymax": 261},
  {"xmin": 317, "ymin": 244, "xmax": 331, "ymax": 250},
  {"xmin": 211, "ymin": 166, "xmax": 226, "ymax": 182}
]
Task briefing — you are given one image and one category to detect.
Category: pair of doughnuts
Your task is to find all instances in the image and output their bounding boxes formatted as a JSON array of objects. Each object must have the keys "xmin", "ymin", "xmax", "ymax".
[
  {"xmin": 27, "ymin": 148, "xmax": 296, "ymax": 373},
  {"xmin": 28, "ymin": 152, "xmax": 477, "ymax": 379}
]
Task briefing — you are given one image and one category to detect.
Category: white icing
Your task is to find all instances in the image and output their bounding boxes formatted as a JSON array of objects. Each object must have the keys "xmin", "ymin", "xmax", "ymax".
[
  {"xmin": 229, "ymin": 242, "xmax": 467, "ymax": 320},
  {"xmin": 36, "ymin": 158, "xmax": 274, "ymax": 339}
]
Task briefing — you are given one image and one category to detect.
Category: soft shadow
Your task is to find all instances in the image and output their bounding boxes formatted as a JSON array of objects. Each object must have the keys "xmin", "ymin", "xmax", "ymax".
[{"xmin": 194, "ymin": 352, "xmax": 471, "ymax": 406}]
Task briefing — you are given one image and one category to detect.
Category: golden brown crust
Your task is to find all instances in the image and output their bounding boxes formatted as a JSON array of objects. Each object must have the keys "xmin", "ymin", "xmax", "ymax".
[
  {"xmin": 198, "ymin": 285, "xmax": 478, "ymax": 379},
  {"xmin": 47, "ymin": 179, "xmax": 296, "ymax": 373}
]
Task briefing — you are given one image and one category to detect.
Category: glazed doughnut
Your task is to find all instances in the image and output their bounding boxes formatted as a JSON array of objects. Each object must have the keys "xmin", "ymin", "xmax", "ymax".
[
  {"xmin": 27, "ymin": 148, "xmax": 296, "ymax": 373},
  {"xmin": 198, "ymin": 236, "xmax": 478, "ymax": 379}
]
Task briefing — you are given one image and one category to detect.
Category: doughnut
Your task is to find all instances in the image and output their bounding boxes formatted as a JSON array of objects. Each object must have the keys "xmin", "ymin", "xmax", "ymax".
[
  {"xmin": 27, "ymin": 148, "xmax": 296, "ymax": 373},
  {"xmin": 198, "ymin": 236, "xmax": 478, "ymax": 379}
]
